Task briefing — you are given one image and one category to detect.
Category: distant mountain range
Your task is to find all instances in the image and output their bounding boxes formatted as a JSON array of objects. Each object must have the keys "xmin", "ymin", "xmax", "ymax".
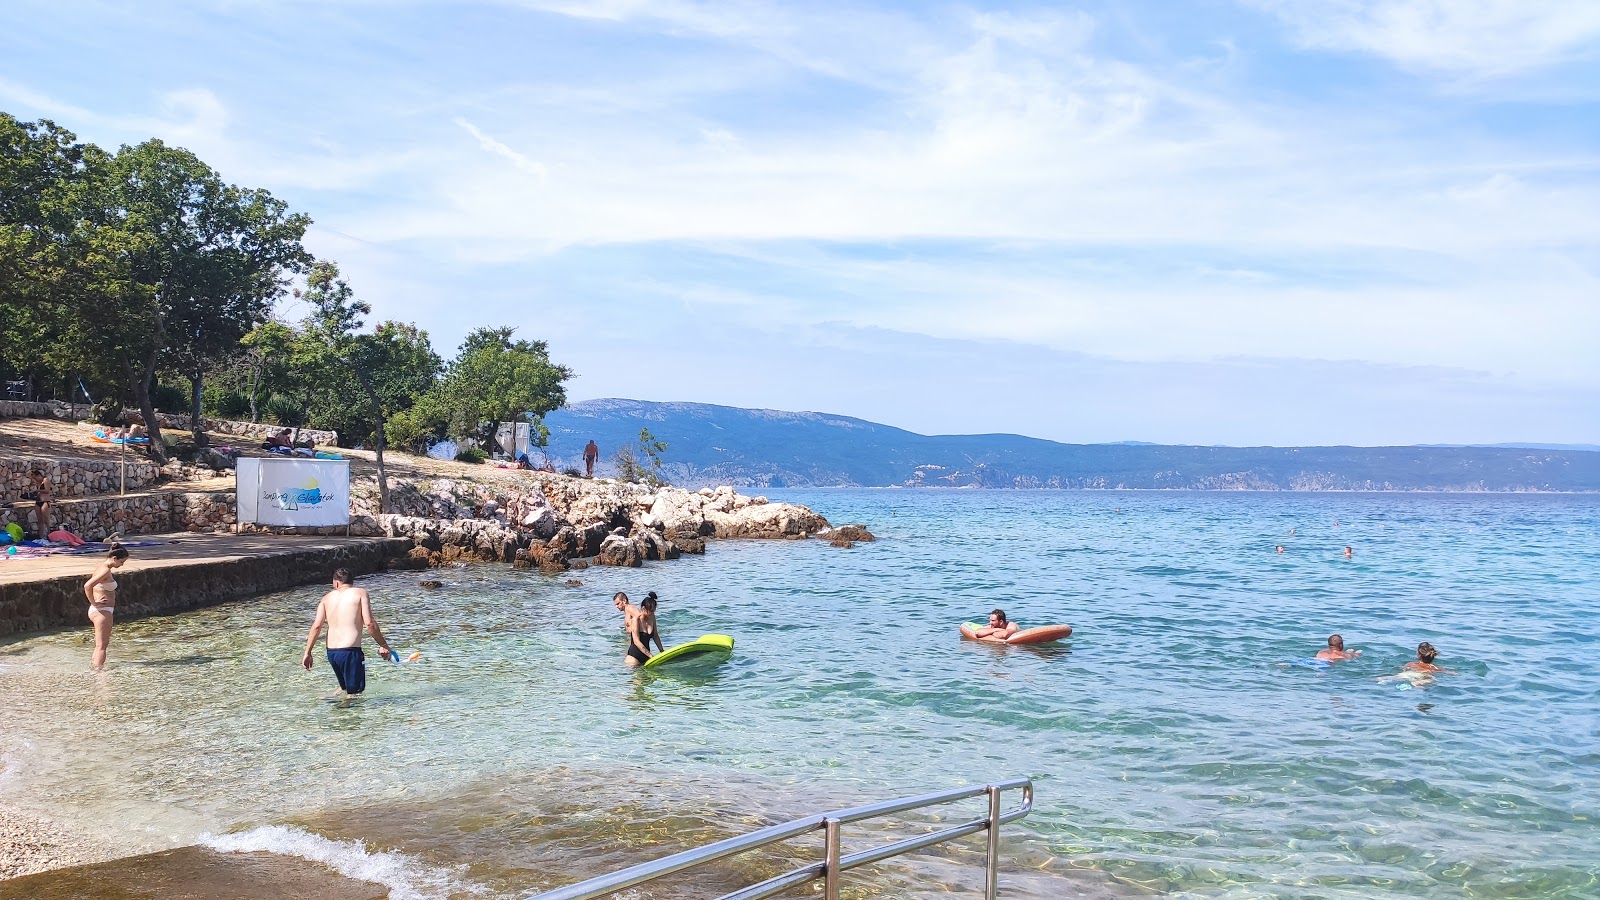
[{"xmin": 541, "ymin": 399, "xmax": 1600, "ymax": 492}]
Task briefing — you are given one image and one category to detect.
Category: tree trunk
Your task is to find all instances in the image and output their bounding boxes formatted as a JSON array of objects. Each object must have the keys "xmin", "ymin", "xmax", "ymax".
[
  {"xmin": 189, "ymin": 369, "xmax": 206, "ymax": 446},
  {"xmin": 292, "ymin": 384, "xmax": 313, "ymax": 446},
  {"xmin": 247, "ymin": 353, "xmax": 264, "ymax": 423},
  {"xmin": 135, "ymin": 349, "xmax": 166, "ymax": 464},
  {"xmin": 352, "ymin": 369, "xmax": 389, "ymax": 515}
]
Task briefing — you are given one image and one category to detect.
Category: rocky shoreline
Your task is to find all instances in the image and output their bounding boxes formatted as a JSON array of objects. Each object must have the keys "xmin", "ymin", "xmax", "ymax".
[{"xmin": 342, "ymin": 475, "xmax": 875, "ymax": 571}]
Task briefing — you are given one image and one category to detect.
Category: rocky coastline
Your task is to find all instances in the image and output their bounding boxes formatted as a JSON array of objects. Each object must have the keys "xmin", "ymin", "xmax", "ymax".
[{"xmin": 358, "ymin": 475, "xmax": 874, "ymax": 571}]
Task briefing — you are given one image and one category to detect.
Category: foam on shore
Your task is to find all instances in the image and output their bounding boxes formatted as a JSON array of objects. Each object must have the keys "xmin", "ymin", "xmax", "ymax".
[{"xmin": 200, "ymin": 825, "xmax": 482, "ymax": 900}]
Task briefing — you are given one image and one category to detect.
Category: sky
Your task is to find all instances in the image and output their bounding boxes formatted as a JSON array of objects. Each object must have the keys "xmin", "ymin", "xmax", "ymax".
[{"xmin": 5, "ymin": 0, "xmax": 1598, "ymax": 446}]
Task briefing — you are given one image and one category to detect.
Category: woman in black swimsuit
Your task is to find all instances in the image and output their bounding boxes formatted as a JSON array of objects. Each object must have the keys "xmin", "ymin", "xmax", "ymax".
[{"xmin": 625, "ymin": 592, "xmax": 664, "ymax": 667}]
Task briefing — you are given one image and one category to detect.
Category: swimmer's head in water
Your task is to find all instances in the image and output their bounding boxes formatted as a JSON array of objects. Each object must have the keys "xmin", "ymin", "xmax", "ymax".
[
  {"xmin": 1328, "ymin": 634, "xmax": 1344, "ymax": 650},
  {"xmin": 1417, "ymin": 641, "xmax": 1437, "ymax": 662},
  {"xmin": 989, "ymin": 609, "xmax": 1007, "ymax": 628},
  {"xmin": 613, "ymin": 592, "xmax": 630, "ymax": 611}
]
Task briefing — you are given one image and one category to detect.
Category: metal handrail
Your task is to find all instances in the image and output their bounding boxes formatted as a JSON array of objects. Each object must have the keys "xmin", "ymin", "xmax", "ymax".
[{"xmin": 526, "ymin": 777, "xmax": 1033, "ymax": 900}]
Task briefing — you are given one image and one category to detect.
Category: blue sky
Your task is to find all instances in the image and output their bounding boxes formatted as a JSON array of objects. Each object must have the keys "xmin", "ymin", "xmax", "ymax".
[{"xmin": 5, "ymin": 0, "xmax": 1598, "ymax": 445}]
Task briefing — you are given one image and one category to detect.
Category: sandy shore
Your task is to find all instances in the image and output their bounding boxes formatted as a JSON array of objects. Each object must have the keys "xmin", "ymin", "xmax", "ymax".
[{"xmin": 0, "ymin": 806, "xmax": 110, "ymax": 881}]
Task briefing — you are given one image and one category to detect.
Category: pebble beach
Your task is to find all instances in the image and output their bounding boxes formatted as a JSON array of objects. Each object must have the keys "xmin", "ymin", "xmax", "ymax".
[{"xmin": 0, "ymin": 807, "xmax": 104, "ymax": 880}]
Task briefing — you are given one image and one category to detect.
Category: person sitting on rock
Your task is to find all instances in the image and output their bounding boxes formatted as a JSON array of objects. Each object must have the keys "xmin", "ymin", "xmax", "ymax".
[{"xmin": 972, "ymin": 608, "xmax": 1020, "ymax": 643}]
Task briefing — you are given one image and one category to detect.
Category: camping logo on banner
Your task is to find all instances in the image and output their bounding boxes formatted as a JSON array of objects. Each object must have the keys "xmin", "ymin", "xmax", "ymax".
[
  {"xmin": 268, "ymin": 477, "xmax": 324, "ymax": 511},
  {"xmin": 235, "ymin": 458, "xmax": 351, "ymax": 527}
]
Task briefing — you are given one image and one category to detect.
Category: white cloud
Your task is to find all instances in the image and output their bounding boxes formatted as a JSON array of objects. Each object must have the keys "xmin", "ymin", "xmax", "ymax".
[
  {"xmin": 454, "ymin": 118, "xmax": 548, "ymax": 179},
  {"xmin": 1248, "ymin": 0, "xmax": 1600, "ymax": 76}
]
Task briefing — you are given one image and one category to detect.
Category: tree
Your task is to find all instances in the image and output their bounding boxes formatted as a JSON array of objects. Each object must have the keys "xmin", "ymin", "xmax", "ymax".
[
  {"xmin": 68, "ymin": 139, "xmax": 308, "ymax": 460},
  {"xmin": 238, "ymin": 319, "xmax": 295, "ymax": 423},
  {"xmin": 295, "ymin": 261, "xmax": 441, "ymax": 514},
  {"xmin": 0, "ymin": 115, "xmax": 119, "ymax": 399},
  {"xmin": 614, "ymin": 427, "xmax": 669, "ymax": 486},
  {"xmin": 431, "ymin": 326, "xmax": 572, "ymax": 451}
]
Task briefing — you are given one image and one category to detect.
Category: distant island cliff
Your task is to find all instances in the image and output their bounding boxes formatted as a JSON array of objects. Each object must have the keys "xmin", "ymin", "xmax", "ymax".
[{"xmin": 543, "ymin": 400, "xmax": 1600, "ymax": 492}]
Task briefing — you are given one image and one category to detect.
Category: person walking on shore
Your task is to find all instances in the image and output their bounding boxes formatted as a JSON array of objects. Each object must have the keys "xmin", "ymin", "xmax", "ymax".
[
  {"xmin": 82, "ymin": 543, "xmax": 127, "ymax": 672},
  {"xmin": 301, "ymin": 568, "xmax": 393, "ymax": 696},
  {"xmin": 583, "ymin": 440, "xmax": 600, "ymax": 478}
]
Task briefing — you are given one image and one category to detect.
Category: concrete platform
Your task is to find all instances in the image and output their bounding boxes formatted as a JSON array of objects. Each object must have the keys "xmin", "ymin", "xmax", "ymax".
[{"xmin": 0, "ymin": 532, "xmax": 412, "ymax": 638}]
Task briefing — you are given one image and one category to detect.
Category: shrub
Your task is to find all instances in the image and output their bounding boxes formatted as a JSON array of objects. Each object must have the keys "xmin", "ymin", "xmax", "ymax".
[
  {"xmin": 203, "ymin": 385, "xmax": 252, "ymax": 420},
  {"xmin": 88, "ymin": 398, "xmax": 123, "ymax": 427},
  {"xmin": 262, "ymin": 395, "xmax": 305, "ymax": 427},
  {"xmin": 562, "ymin": 467, "xmax": 582, "ymax": 477},
  {"xmin": 454, "ymin": 446, "xmax": 488, "ymax": 464},
  {"xmin": 151, "ymin": 382, "xmax": 188, "ymax": 413}
]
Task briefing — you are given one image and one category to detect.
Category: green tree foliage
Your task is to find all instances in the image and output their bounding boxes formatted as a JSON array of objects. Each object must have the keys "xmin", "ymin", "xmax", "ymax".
[
  {"xmin": 613, "ymin": 427, "xmax": 669, "ymax": 486},
  {"xmin": 3, "ymin": 112, "xmax": 571, "ymax": 481},
  {"xmin": 0, "ymin": 115, "xmax": 309, "ymax": 460},
  {"xmin": 0, "ymin": 115, "xmax": 120, "ymax": 398},
  {"xmin": 293, "ymin": 261, "xmax": 441, "ymax": 512},
  {"xmin": 424, "ymin": 326, "xmax": 572, "ymax": 448}
]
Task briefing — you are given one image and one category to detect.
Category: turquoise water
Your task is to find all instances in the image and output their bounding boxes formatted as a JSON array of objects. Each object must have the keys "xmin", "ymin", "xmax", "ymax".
[{"xmin": 2, "ymin": 491, "xmax": 1597, "ymax": 898}]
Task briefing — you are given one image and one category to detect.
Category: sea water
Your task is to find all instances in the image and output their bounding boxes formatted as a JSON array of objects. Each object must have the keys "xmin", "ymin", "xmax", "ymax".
[{"xmin": 1, "ymin": 491, "xmax": 1596, "ymax": 898}]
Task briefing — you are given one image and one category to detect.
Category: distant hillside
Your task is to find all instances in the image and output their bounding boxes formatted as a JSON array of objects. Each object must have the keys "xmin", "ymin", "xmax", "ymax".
[{"xmin": 541, "ymin": 399, "xmax": 1600, "ymax": 491}]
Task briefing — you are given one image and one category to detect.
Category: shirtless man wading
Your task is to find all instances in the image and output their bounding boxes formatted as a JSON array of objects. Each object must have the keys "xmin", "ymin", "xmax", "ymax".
[{"xmin": 301, "ymin": 568, "xmax": 393, "ymax": 695}]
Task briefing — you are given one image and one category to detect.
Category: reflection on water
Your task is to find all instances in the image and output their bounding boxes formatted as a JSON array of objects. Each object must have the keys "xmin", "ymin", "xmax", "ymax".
[{"xmin": 1, "ymin": 491, "xmax": 1598, "ymax": 898}]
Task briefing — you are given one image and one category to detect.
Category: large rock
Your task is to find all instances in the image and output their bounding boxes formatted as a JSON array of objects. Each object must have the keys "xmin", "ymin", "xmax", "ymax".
[
  {"xmin": 705, "ymin": 502, "xmax": 829, "ymax": 539},
  {"xmin": 595, "ymin": 533, "xmax": 644, "ymax": 567},
  {"xmin": 648, "ymin": 488, "xmax": 714, "ymax": 536},
  {"xmin": 511, "ymin": 489, "xmax": 560, "ymax": 538}
]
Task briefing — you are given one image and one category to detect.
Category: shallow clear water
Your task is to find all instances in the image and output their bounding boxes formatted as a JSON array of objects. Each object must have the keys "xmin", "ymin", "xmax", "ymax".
[{"xmin": 2, "ymin": 491, "xmax": 1598, "ymax": 898}]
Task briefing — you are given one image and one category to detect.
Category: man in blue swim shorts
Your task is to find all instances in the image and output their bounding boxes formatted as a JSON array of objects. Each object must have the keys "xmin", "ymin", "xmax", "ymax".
[{"xmin": 300, "ymin": 568, "xmax": 393, "ymax": 695}]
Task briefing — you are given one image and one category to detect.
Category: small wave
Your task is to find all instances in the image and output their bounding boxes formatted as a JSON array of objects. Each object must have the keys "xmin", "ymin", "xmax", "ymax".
[{"xmin": 199, "ymin": 825, "xmax": 482, "ymax": 900}]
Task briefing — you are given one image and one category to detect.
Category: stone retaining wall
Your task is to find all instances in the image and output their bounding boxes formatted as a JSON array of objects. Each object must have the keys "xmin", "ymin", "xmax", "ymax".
[
  {"xmin": 3, "ymin": 456, "xmax": 162, "ymax": 503},
  {"xmin": 0, "ymin": 400, "xmax": 337, "ymax": 446},
  {"xmin": 1, "ymin": 491, "xmax": 236, "ymax": 540},
  {"xmin": 0, "ymin": 537, "xmax": 412, "ymax": 636},
  {"xmin": 146, "ymin": 412, "xmax": 338, "ymax": 446}
]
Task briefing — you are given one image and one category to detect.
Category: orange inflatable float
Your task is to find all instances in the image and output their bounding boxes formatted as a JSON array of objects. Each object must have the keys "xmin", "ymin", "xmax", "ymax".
[{"xmin": 960, "ymin": 622, "xmax": 1073, "ymax": 645}]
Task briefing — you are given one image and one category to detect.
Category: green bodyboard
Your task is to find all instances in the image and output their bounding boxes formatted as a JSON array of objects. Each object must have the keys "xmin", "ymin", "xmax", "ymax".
[{"xmin": 643, "ymin": 633, "xmax": 735, "ymax": 669}]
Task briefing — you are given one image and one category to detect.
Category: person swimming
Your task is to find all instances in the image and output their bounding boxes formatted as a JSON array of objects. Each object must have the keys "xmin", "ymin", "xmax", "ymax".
[
  {"xmin": 625, "ymin": 592, "xmax": 664, "ymax": 667},
  {"xmin": 1402, "ymin": 642, "xmax": 1447, "ymax": 674},
  {"xmin": 971, "ymin": 608, "xmax": 1020, "ymax": 643},
  {"xmin": 1315, "ymin": 634, "xmax": 1360, "ymax": 662}
]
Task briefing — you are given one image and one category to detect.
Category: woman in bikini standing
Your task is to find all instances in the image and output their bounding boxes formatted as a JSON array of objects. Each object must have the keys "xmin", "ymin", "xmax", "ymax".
[
  {"xmin": 31, "ymin": 468, "xmax": 52, "ymax": 538},
  {"xmin": 82, "ymin": 544, "xmax": 127, "ymax": 671},
  {"xmin": 624, "ymin": 592, "xmax": 664, "ymax": 668}
]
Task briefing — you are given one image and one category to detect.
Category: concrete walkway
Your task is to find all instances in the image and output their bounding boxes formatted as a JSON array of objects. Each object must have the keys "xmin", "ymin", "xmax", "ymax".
[
  {"xmin": 0, "ymin": 532, "xmax": 412, "ymax": 637},
  {"xmin": 0, "ymin": 532, "xmax": 375, "ymax": 586}
]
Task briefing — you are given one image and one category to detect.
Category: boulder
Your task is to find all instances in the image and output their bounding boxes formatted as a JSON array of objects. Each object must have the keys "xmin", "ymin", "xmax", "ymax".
[
  {"xmin": 824, "ymin": 524, "xmax": 876, "ymax": 543},
  {"xmin": 514, "ymin": 490, "xmax": 560, "ymax": 538},
  {"xmin": 705, "ymin": 502, "xmax": 829, "ymax": 539},
  {"xmin": 647, "ymin": 488, "xmax": 699, "ymax": 532},
  {"xmin": 595, "ymin": 533, "xmax": 644, "ymax": 567}
]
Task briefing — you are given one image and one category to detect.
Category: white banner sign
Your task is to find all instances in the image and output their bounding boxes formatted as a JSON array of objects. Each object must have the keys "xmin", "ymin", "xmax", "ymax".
[{"xmin": 236, "ymin": 457, "xmax": 351, "ymax": 526}]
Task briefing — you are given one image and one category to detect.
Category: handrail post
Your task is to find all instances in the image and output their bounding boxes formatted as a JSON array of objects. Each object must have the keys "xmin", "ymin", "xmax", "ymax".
[
  {"xmin": 984, "ymin": 785, "xmax": 1002, "ymax": 900},
  {"xmin": 824, "ymin": 817, "xmax": 842, "ymax": 900}
]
